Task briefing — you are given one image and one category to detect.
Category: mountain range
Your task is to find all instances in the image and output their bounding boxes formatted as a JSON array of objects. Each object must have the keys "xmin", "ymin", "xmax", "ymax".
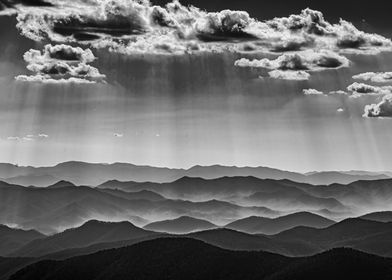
[
  {"xmin": 3, "ymin": 175, "xmax": 392, "ymax": 234},
  {"xmin": 0, "ymin": 162, "xmax": 390, "ymax": 187}
]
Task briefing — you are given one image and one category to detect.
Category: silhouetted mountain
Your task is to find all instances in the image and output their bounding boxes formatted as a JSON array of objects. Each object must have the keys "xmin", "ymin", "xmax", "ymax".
[
  {"xmin": 9, "ymin": 238, "xmax": 392, "ymax": 280},
  {"xmin": 10, "ymin": 220, "xmax": 157, "ymax": 258},
  {"xmin": 226, "ymin": 212, "xmax": 335, "ymax": 234},
  {"xmin": 26, "ymin": 227, "xmax": 308, "ymax": 260},
  {"xmin": 98, "ymin": 189, "xmax": 166, "ymax": 201},
  {"xmin": 144, "ymin": 216, "xmax": 217, "ymax": 234},
  {"xmin": 0, "ymin": 225, "xmax": 44, "ymax": 256},
  {"xmin": 187, "ymin": 228, "xmax": 290, "ymax": 254},
  {"xmin": 297, "ymin": 179, "xmax": 392, "ymax": 213},
  {"xmin": 96, "ymin": 179, "xmax": 145, "ymax": 191},
  {"xmin": 98, "ymin": 176, "xmax": 322, "ymax": 203},
  {"xmin": 303, "ymin": 171, "xmax": 390, "ymax": 185},
  {"xmin": 0, "ymin": 162, "xmax": 389, "ymax": 187},
  {"xmin": 4, "ymin": 175, "xmax": 59, "ymax": 188},
  {"xmin": 244, "ymin": 190, "xmax": 345, "ymax": 211},
  {"xmin": 272, "ymin": 218, "xmax": 392, "ymax": 257},
  {"xmin": 46, "ymin": 180, "xmax": 75, "ymax": 189},
  {"xmin": 360, "ymin": 211, "xmax": 392, "ymax": 223}
]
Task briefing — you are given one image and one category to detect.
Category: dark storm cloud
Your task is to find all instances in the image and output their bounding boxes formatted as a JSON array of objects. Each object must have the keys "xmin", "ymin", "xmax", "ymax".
[
  {"xmin": 364, "ymin": 94, "xmax": 392, "ymax": 118},
  {"xmin": 16, "ymin": 44, "xmax": 105, "ymax": 84}
]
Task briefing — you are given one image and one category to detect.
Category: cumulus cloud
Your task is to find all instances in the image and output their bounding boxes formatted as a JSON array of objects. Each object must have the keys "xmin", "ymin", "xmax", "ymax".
[
  {"xmin": 16, "ymin": 44, "xmax": 105, "ymax": 84},
  {"xmin": 236, "ymin": 50, "xmax": 349, "ymax": 71},
  {"xmin": 303, "ymin": 88, "xmax": 324, "ymax": 95},
  {"xmin": 347, "ymin": 82, "xmax": 392, "ymax": 96},
  {"xmin": 24, "ymin": 44, "xmax": 96, "ymax": 64},
  {"xmin": 114, "ymin": 133, "xmax": 124, "ymax": 137},
  {"xmin": 353, "ymin": 72, "xmax": 392, "ymax": 83},
  {"xmin": 12, "ymin": 1, "xmax": 391, "ymax": 56},
  {"xmin": 364, "ymin": 94, "xmax": 392, "ymax": 118},
  {"xmin": 267, "ymin": 70, "xmax": 310, "ymax": 80},
  {"xmin": 235, "ymin": 49, "xmax": 349, "ymax": 80},
  {"xmin": 337, "ymin": 108, "xmax": 344, "ymax": 112}
]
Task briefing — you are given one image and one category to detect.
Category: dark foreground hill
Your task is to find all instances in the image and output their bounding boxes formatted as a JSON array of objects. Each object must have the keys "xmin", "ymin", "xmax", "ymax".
[{"xmin": 10, "ymin": 238, "xmax": 392, "ymax": 280}]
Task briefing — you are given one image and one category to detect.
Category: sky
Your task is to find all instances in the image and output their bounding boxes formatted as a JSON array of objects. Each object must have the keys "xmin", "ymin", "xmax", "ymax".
[{"xmin": 0, "ymin": 0, "xmax": 392, "ymax": 172}]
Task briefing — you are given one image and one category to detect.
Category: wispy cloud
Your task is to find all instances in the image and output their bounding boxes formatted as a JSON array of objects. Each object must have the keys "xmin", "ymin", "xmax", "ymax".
[{"xmin": 4, "ymin": 133, "xmax": 49, "ymax": 142}]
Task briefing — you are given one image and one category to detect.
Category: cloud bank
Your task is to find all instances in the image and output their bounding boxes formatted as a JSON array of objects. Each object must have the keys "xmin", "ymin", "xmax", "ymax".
[
  {"xmin": 15, "ymin": 44, "xmax": 106, "ymax": 84},
  {"xmin": 12, "ymin": 1, "xmax": 391, "ymax": 56}
]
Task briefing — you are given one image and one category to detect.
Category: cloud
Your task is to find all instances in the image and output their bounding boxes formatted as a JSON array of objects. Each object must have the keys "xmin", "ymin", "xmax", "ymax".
[
  {"xmin": 16, "ymin": 44, "xmax": 105, "ymax": 84},
  {"xmin": 329, "ymin": 90, "xmax": 348, "ymax": 95},
  {"xmin": 15, "ymin": 75, "xmax": 98, "ymax": 84},
  {"xmin": 347, "ymin": 82, "xmax": 392, "ymax": 96},
  {"xmin": 335, "ymin": 20, "xmax": 391, "ymax": 53},
  {"xmin": 235, "ymin": 49, "xmax": 349, "ymax": 80},
  {"xmin": 364, "ymin": 94, "xmax": 392, "ymax": 118},
  {"xmin": 114, "ymin": 133, "xmax": 124, "ymax": 137},
  {"xmin": 12, "ymin": 2, "xmax": 391, "ymax": 56},
  {"xmin": 235, "ymin": 50, "xmax": 349, "ymax": 71},
  {"xmin": 38, "ymin": 133, "xmax": 49, "ymax": 138},
  {"xmin": 267, "ymin": 70, "xmax": 310, "ymax": 81},
  {"xmin": 6, "ymin": 136, "xmax": 20, "ymax": 141},
  {"xmin": 353, "ymin": 72, "xmax": 392, "ymax": 83},
  {"xmin": 337, "ymin": 108, "xmax": 344, "ymax": 112},
  {"xmin": 24, "ymin": 44, "xmax": 96, "ymax": 63},
  {"xmin": 4, "ymin": 133, "xmax": 48, "ymax": 142},
  {"xmin": 303, "ymin": 88, "xmax": 324, "ymax": 95}
]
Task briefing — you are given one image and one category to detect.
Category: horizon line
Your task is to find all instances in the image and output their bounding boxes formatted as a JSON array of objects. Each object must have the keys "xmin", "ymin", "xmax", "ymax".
[{"xmin": 0, "ymin": 160, "xmax": 391, "ymax": 175}]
